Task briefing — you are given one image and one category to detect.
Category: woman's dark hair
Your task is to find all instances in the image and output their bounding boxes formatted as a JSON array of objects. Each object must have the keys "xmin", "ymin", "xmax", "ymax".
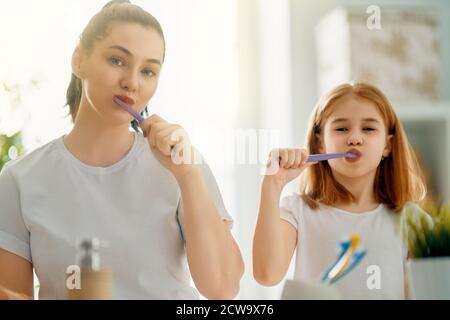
[{"xmin": 65, "ymin": 0, "xmax": 165, "ymax": 124}]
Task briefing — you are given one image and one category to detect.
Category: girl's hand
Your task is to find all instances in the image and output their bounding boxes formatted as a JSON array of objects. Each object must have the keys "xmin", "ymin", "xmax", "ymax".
[
  {"xmin": 139, "ymin": 115, "xmax": 199, "ymax": 179},
  {"xmin": 264, "ymin": 148, "xmax": 317, "ymax": 187}
]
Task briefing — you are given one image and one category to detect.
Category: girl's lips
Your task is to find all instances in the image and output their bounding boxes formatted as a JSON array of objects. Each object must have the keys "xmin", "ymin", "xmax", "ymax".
[
  {"xmin": 345, "ymin": 156, "xmax": 360, "ymax": 163},
  {"xmin": 345, "ymin": 149, "xmax": 362, "ymax": 162}
]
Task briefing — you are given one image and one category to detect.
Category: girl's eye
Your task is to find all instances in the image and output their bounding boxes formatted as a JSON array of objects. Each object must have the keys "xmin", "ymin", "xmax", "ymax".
[
  {"xmin": 335, "ymin": 128, "xmax": 347, "ymax": 132},
  {"xmin": 363, "ymin": 127, "xmax": 376, "ymax": 131}
]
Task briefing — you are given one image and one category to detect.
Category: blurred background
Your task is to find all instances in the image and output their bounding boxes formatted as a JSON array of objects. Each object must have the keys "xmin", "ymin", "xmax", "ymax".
[{"xmin": 1, "ymin": 0, "xmax": 449, "ymax": 299}]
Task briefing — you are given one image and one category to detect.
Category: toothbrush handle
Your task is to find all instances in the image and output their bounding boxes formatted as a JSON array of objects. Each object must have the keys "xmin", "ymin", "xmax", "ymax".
[
  {"xmin": 113, "ymin": 97, "xmax": 145, "ymax": 123},
  {"xmin": 307, "ymin": 153, "xmax": 349, "ymax": 162},
  {"xmin": 320, "ymin": 242, "xmax": 350, "ymax": 282},
  {"xmin": 329, "ymin": 251, "xmax": 366, "ymax": 285}
]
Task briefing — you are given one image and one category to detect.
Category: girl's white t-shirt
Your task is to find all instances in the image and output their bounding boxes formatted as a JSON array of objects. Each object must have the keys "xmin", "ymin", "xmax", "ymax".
[
  {"xmin": 0, "ymin": 133, "xmax": 232, "ymax": 299},
  {"xmin": 280, "ymin": 194, "xmax": 420, "ymax": 300}
]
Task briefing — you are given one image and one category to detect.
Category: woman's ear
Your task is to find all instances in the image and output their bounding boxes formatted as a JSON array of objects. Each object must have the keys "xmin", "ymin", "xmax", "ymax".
[
  {"xmin": 72, "ymin": 47, "xmax": 85, "ymax": 79},
  {"xmin": 383, "ymin": 134, "xmax": 393, "ymax": 157}
]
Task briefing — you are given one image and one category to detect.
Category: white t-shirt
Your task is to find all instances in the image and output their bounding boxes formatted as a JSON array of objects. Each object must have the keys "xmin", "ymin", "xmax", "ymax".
[
  {"xmin": 0, "ymin": 132, "xmax": 232, "ymax": 300},
  {"xmin": 280, "ymin": 194, "xmax": 420, "ymax": 300}
]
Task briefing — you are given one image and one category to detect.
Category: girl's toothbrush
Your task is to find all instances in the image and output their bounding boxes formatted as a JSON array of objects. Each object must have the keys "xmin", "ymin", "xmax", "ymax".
[
  {"xmin": 329, "ymin": 250, "xmax": 366, "ymax": 285},
  {"xmin": 307, "ymin": 153, "xmax": 357, "ymax": 162},
  {"xmin": 113, "ymin": 96, "xmax": 145, "ymax": 123}
]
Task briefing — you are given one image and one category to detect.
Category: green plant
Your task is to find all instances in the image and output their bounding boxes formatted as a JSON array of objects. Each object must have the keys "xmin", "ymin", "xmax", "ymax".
[
  {"xmin": 406, "ymin": 204, "xmax": 450, "ymax": 258},
  {"xmin": 0, "ymin": 78, "xmax": 35, "ymax": 172},
  {"xmin": 0, "ymin": 131, "xmax": 24, "ymax": 171}
]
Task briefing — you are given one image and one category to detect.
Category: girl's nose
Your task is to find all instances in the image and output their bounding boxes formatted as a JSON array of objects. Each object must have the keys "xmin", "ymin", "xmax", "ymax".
[{"xmin": 347, "ymin": 133, "xmax": 363, "ymax": 146}]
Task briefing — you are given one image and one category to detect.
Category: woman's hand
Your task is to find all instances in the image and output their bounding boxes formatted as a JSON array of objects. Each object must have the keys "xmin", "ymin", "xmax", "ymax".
[
  {"xmin": 264, "ymin": 148, "xmax": 317, "ymax": 188},
  {"xmin": 139, "ymin": 116, "xmax": 244, "ymax": 299},
  {"xmin": 139, "ymin": 115, "xmax": 199, "ymax": 180}
]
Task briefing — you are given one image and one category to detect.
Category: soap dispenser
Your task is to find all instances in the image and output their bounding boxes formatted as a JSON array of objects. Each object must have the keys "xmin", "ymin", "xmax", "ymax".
[{"xmin": 66, "ymin": 237, "xmax": 112, "ymax": 300}]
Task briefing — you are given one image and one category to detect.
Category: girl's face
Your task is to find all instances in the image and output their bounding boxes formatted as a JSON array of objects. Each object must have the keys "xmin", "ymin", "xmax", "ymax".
[
  {"xmin": 74, "ymin": 22, "xmax": 165, "ymax": 125},
  {"xmin": 319, "ymin": 95, "xmax": 393, "ymax": 179}
]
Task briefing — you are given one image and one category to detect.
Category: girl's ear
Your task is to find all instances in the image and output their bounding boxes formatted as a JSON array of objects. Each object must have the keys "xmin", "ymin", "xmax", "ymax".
[
  {"xmin": 383, "ymin": 134, "xmax": 393, "ymax": 157},
  {"xmin": 72, "ymin": 47, "xmax": 85, "ymax": 79}
]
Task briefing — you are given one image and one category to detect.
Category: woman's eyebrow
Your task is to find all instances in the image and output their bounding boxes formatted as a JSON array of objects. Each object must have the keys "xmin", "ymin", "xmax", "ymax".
[{"xmin": 108, "ymin": 45, "xmax": 161, "ymax": 65}]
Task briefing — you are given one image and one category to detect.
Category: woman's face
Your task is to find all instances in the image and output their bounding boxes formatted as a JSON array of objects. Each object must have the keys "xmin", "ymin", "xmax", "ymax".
[
  {"xmin": 75, "ymin": 22, "xmax": 165, "ymax": 125},
  {"xmin": 319, "ymin": 94, "xmax": 392, "ymax": 179}
]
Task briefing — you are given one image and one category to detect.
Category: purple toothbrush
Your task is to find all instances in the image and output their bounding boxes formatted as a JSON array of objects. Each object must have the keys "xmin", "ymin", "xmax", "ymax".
[
  {"xmin": 307, "ymin": 153, "xmax": 357, "ymax": 162},
  {"xmin": 113, "ymin": 96, "xmax": 145, "ymax": 123}
]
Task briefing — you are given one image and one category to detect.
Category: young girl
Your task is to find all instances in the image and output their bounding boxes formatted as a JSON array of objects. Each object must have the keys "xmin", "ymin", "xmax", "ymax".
[
  {"xmin": 0, "ymin": 0, "xmax": 243, "ymax": 300},
  {"xmin": 253, "ymin": 82, "xmax": 427, "ymax": 299}
]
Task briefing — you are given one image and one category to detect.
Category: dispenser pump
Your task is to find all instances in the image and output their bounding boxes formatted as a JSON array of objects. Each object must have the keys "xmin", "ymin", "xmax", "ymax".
[{"xmin": 78, "ymin": 238, "xmax": 101, "ymax": 270}]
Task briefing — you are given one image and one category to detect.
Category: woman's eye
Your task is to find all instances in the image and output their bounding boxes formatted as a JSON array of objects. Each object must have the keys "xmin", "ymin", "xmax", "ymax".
[
  {"xmin": 109, "ymin": 57, "xmax": 123, "ymax": 66},
  {"xmin": 109, "ymin": 58, "xmax": 157, "ymax": 77},
  {"xmin": 142, "ymin": 69, "xmax": 155, "ymax": 77}
]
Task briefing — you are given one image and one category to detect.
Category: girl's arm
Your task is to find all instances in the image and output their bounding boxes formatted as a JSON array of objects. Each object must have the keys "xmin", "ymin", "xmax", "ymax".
[
  {"xmin": 139, "ymin": 116, "xmax": 244, "ymax": 299},
  {"xmin": 253, "ymin": 177, "xmax": 297, "ymax": 286},
  {"xmin": 253, "ymin": 149, "xmax": 316, "ymax": 286}
]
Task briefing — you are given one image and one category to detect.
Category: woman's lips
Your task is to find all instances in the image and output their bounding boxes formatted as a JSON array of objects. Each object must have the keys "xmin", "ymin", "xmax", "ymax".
[{"xmin": 115, "ymin": 95, "xmax": 135, "ymax": 106}]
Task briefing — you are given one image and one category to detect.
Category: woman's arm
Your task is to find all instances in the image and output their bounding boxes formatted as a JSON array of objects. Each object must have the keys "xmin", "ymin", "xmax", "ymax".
[
  {"xmin": 139, "ymin": 115, "xmax": 244, "ymax": 299},
  {"xmin": 177, "ymin": 168, "xmax": 244, "ymax": 299},
  {"xmin": 0, "ymin": 249, "xmax": 33, "ymax": 299}
]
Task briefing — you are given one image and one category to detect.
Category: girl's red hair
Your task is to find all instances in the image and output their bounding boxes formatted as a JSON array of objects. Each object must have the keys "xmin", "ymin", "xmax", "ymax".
[{"xmin": 300, "ymin": 83, "xmax": 426, "ymax": 212}]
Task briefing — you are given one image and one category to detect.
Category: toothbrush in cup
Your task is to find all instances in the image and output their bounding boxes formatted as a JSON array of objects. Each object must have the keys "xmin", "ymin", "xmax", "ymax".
[
  {"xmin": 329, "ymin": 250, "xmax": 366, "ymax": 285},
  {"xmin": 321, "ymin": 234, "xmax": 367, "ymax": 286}
]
